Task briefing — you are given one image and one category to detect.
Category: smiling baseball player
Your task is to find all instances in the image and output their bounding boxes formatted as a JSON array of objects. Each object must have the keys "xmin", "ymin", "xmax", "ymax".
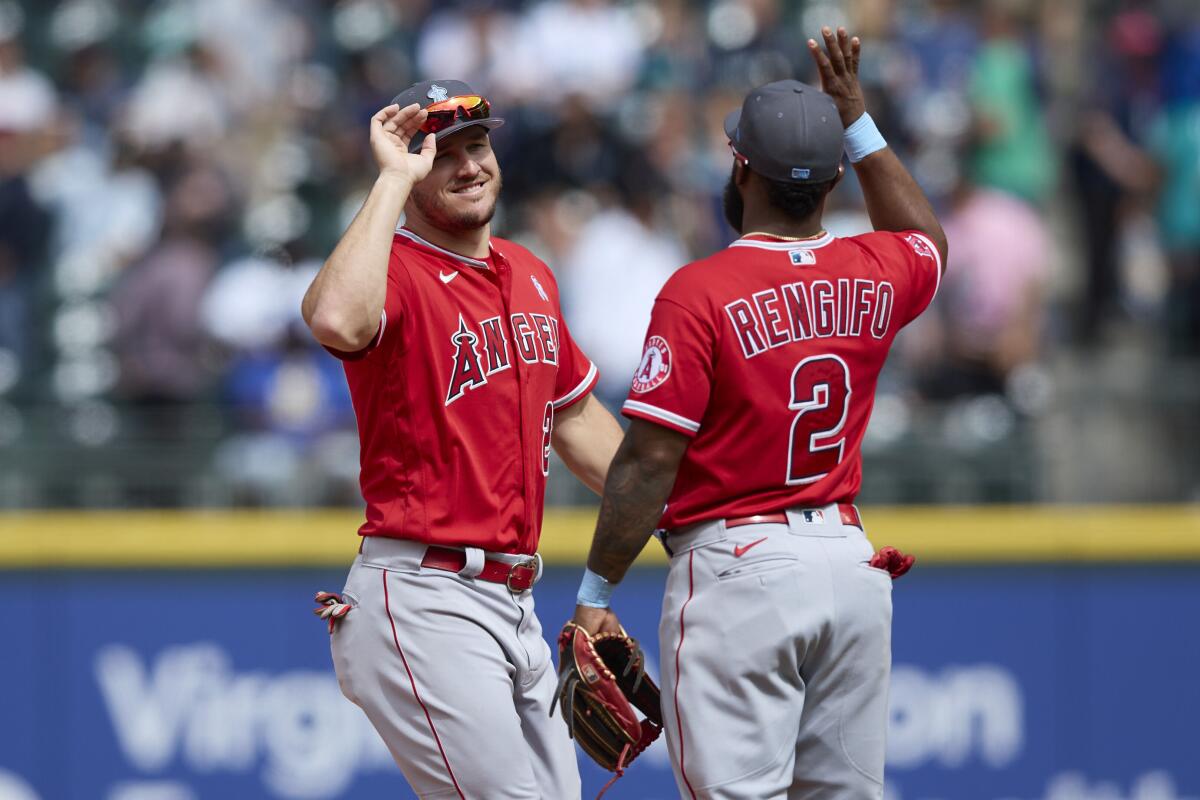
[
  {"xmin": 302, "ymin": 79, "xmax": 623, "ymax": 799},
  {"xmin": 569, "ymin": 29, "xmax": 945, "ymax": 799}
]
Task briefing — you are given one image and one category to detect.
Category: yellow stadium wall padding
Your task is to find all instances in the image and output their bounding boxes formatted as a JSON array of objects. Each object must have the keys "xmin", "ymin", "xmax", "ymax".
[{"xmin": 1, "ymin": 506, "xmax": 1198, "ymax": 568}]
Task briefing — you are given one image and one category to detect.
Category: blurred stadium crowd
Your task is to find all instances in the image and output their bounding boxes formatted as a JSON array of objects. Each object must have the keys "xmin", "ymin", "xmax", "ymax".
[{"xmin": 1, "ymin": 0, "xmax": 1199, "ymax": 508}]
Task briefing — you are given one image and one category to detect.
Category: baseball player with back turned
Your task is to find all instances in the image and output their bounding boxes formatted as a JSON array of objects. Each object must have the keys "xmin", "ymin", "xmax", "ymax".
[
  {"xmin": 570, "ymin": 28, "xmax": 946, "ymax": 799},
  {"xmin": 301, "ymin": 80, "xmax": 624, "ymax": 798}
]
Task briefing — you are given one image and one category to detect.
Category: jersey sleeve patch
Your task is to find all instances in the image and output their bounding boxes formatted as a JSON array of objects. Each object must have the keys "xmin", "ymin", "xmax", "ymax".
[{"xmin": 630, "ymin": 336, "xmax": 672, "ymax": 394}]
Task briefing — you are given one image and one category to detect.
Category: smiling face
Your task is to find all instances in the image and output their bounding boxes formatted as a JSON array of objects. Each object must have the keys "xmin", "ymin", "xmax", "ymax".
[{"xmin": 407, "ymin": 126, "xmax": 502, "ymax": 234}]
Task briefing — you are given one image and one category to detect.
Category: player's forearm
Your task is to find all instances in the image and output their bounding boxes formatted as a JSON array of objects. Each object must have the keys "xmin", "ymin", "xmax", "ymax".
[
  {"xmin": 302, "ymin": 174, "xmax": 413, "ymax": 351},
  {"xmin": 551, "ymin": 394, "xmax": 623, "ymax": 495},
  {"xmin": 586, "ymin": 424, "xmax": 686, "ymax": 584},
  {"xmin": 852, "ymin": 147, "xmax": 948, "ymax": 265}
]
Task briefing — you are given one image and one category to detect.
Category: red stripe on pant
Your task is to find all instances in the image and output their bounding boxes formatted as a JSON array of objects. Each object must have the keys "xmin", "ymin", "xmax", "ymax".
[
  {"xmin": 673, "ymin": 550, "xmax": 699, "ymax": 799},
  {"xmin": 383, "ymin": 569, "xmax": 465, "ymax": 799}
]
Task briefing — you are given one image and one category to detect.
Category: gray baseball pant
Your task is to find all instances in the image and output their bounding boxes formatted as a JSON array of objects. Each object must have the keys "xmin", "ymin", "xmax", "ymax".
[
  {"xmin": 330, "ymin": 536, "xmax": 581, "ymax": 799},
  {"xmin": 657, "ymin": 504, "xmax": 893, "ymax": 799}
]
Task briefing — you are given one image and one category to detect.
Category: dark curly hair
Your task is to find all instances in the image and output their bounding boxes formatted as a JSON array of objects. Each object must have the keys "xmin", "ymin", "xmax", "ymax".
[{"xmin": 763, "ymin": 176, "xmax": 838, "ymax": 220}]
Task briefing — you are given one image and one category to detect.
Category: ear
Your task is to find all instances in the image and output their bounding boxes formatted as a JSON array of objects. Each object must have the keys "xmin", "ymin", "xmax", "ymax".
[{"xmin": 733, "ymin": 160, "xmax": 751, "ymax": 185}]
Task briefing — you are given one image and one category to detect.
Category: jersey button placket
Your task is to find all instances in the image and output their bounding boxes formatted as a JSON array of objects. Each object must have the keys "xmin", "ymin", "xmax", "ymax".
[{"xmin": 492, "ymin": 252, "xmax": 531, "ymax": 548}]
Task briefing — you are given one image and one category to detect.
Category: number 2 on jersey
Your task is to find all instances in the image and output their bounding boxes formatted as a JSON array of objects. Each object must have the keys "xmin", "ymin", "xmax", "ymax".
[{"xmin": 786, "ymin": 355, "xmax": 851, "ymax": 485}]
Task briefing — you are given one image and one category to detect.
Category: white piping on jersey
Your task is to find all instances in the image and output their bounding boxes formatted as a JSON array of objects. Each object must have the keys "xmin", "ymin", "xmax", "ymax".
[
  {"xmin": 622, "ymin": 400, "xmax": 701, "ymax": 433},
  {"xmin": 553, "ymin": 362, "xmax": 598, "ymax": 409},
  {"xmin": 729, "ymin": 231, "xmax": 835, "ymax": 251},
  {"xmin": 396, "ymin": 227, "xmax": 490, "ymax": 269}
]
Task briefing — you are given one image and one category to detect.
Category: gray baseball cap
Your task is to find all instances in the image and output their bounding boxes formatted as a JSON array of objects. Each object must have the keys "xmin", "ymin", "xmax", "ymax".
[
  {"xmin": 723, "ymin": 80, "xmax": 844, "ymax": 184},
  {"xmin": 389, "ymin": 79, "xmax": 505, "ymax": 153}
]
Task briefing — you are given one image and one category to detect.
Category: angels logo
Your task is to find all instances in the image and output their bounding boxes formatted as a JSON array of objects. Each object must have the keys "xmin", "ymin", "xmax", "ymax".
[
  {"xmin": 631, "ymin": 336, "xmax": 671, "ymax": 394},
  {"xmin": 530, "ymin": 275, "xmax": 549, "ymax": 302},
  {"xmin": 904, "ymin": 233, "xmax": 935, "ymax": 260}
]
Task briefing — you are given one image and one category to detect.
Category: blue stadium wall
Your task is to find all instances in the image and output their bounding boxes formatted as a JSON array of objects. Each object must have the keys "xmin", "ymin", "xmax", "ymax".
[{"xmin": 1, "ymin": 508, "xmax": 1199, "ymax": 800}]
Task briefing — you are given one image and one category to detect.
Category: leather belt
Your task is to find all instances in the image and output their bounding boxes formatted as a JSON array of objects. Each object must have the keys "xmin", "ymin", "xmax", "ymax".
[
  {"xmin": 420, "ymin": 546, "xmax": 539, "ymax": 592},
  {"xmin": 725, "ymin": 503, "xmax": 862, "ymax": 530}
]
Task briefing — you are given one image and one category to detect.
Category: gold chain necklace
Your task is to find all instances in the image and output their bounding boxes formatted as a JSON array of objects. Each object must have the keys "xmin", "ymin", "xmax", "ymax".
[{"xmin": 741, "ymin": 230, "xmax": 827, "ymax": 242}]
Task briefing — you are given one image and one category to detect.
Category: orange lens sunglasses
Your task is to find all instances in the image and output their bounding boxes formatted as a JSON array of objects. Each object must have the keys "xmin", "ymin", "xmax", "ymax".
[{"xmin": 420, "ymin": 95, "xmax": 491, "ymax": 134}]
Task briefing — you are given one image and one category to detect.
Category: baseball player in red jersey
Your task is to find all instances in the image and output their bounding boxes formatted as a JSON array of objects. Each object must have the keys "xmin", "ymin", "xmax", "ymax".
[
  {"xmin": 569, "ymin": 29, "xmax": 946, "ymax": 799},
  {"xmin": 301, "ymin": 80, "xmax": 623, "ymax": 798}
]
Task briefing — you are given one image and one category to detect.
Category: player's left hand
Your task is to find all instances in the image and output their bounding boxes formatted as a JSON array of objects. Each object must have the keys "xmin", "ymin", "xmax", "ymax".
[{"xmin": 572, "ymin": 604, "xmax": 623, "ymax": 636}]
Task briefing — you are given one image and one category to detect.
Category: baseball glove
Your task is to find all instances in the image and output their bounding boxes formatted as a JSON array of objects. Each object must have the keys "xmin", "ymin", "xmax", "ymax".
[{"xmin": 551, "ymin": 622, "xmax": 663, "ymax": 786}]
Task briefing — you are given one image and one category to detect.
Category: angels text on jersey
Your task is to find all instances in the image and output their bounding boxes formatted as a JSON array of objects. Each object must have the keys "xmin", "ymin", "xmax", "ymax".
[{"xmin": 446, "ymin": 311, "xmax": 560, "ymax": 404}]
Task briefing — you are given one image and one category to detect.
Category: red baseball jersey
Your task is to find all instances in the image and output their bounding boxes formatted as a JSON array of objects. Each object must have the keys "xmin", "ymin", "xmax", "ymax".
[
  {"xmin": 623, "ymin": 230, "xmax": 941, "ymax": 529},
  {"xmin": 330, "ymin": 228, "xmax": 598, "ymax": 554}
]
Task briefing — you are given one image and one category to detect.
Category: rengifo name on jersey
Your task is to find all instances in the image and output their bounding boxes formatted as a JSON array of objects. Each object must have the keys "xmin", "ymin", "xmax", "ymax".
[{"xmin": 725, "ymin": 275, "xmax": 896, "ymax": 359}]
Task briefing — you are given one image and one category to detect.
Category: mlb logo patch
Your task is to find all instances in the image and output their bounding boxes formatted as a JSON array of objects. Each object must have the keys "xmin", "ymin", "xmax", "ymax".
[
  {"xmin": 789, "ymin": 249, "xmax": 817, "ymax": 266},
  {"xmin": 801, "ymin": 509, "xmax": 825, "ymax": 524}
]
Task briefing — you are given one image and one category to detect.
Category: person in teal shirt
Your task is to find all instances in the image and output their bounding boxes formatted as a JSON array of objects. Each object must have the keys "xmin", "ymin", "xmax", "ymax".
[{"xmin": 967, "ymin": 6, "xmax": 1055, "ymax": 205}]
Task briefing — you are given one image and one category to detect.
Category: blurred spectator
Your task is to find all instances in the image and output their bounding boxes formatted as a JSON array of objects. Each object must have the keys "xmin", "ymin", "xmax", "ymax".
[
  {"xmin": 200, "ymin": 245, "xmax": 356, "ymax": 502},
  {"xmin": 910, "ymin": 177, "xmax": 1049, "ymax": 399},
  {"xmin": 416, "ymin": 4, "xmax": 522, "ymax": 95},
  {"xmin": 1148, "ymin": 25, "xmax": 1200, "ymax": 354},
  {"xmin": 504, "ymin": 0, "xmax": 644, "ymax": 107},
  {"xmin": 560, "ymin": 187, "xmax": 685, "ymax": 409},
  {"xmin": 0, "ymin": 11, "xmax": 55, "ymax": 381},
  {"xmin": 0, "ymin": 176, "xmax": 49, "ymax": 380},
  {"xmin": 110, "ymin": 162, "xmax": 232, "ymax": 404},
  {"xmin": 0, "ymin": 17, "xmax": 56, "ymax": 134},
  {"xmin": 1067, "ymin": 9, "xmax": 1164, "ymax": 344},
  {"xmin": 59, "ymin": 43, "xmax": 126, "ymax": 139},
  {"xmin": 966, "ymin": 0, "xmax": 1055, "ymax": 205},
  {"xmin": 29, "ymin": 131, "xmax": 163, "ymax": 294},
  {"xmin": 123, "ymin": 43, "xmax": 232, "ymax": 151}
]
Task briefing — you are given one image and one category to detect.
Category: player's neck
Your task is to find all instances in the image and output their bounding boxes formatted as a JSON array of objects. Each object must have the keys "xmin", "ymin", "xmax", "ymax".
[
  {"xmin": 404, "ymin": 217, "xmax": 492, "ymax": 260},
  {"xmin": 738, "ymin": 213, "xmax": 824, "ymax": 241}
]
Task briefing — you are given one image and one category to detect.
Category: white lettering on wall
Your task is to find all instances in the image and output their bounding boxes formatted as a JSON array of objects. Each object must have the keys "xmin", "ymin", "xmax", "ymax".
[
  {"xmin": 94, "ymin": 644, "xmax": 391, "ymax": 799},
  {"xmin": 887, "ymin": 664, "xmax": 1024, "ymax": 769}
]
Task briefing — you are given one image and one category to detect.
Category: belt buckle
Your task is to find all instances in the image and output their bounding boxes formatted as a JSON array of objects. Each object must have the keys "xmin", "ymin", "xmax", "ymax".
[{"xmin": 506, "ymin": 557, "xmax": 538, "ymax": 592}]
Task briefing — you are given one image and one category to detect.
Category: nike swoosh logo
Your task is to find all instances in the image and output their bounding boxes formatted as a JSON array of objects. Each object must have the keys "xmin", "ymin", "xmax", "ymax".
[
  {"xmin": 733, "ymin": 537, "xmax": 769, "ymax": 557},
  {"xmin": 439, "ymin": 270, "xmax": 457, "ymax": 284}
]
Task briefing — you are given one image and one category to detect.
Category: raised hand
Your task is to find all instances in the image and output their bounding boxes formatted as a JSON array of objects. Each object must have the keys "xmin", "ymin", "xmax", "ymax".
[
  {"xmin": 370, "ymin": 103, "xmax": 437, "ymax": 184},
  {"xmin": 807, "ymin": 26, "xmax": 866, "ymax": 127}
]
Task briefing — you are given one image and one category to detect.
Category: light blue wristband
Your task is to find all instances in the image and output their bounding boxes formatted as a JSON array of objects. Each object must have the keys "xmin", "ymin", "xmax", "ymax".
[
  {"xmin": 844, "ymin": 112, "xmax": 887, "ymax": 163},
  {"xmin": 576, "ymin": 568, "xmax": 614, "ymax": 609}
]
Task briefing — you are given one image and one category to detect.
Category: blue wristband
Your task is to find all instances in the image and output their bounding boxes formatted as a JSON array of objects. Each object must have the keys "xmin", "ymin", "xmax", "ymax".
[
  {"xmin": 844, "ymin": 112, "xmax": 887, "ymax": 163},
  {"xmin": 576, "ymin": 568, "xmax": 614, "ymax": 609}
]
